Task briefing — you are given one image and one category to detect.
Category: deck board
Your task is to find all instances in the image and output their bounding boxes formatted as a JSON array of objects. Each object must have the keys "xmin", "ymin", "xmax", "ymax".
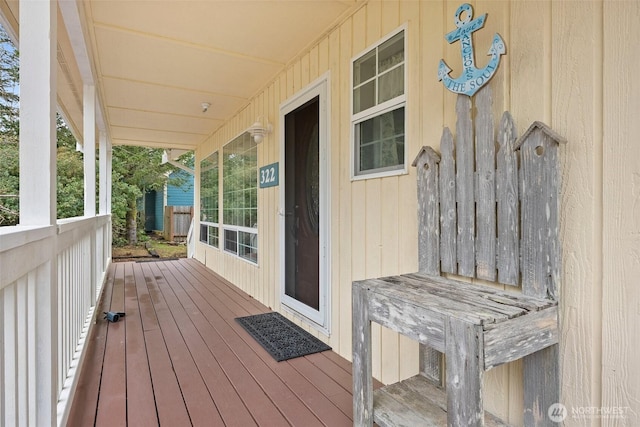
[
  {"xmin": 67, "ymin": 258, "xmax": 364, "ymax": 426},
  {"xmin": 94, "ymin": 264, "xmax": 127, "ymax": 426}
]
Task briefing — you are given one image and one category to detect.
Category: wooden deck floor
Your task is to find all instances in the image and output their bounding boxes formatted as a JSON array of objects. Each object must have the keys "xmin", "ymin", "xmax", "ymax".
[{"xmin": 67, "ymin": 258, "xmax": 363, "ymax": 427}]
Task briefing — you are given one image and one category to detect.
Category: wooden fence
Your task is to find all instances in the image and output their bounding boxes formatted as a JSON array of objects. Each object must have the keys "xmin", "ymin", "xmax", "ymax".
[{"xmin": 163, "ymin": 206, "xmax": 193, "ymax": 242}]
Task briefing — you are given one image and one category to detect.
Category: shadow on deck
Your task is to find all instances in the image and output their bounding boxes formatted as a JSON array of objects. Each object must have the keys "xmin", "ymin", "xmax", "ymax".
[{"xmin": 67, "ymin": 258, "xmax": 360, "ymax": 426}]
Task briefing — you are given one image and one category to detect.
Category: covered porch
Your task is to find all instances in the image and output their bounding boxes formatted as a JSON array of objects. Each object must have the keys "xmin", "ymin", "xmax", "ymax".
[{"xmin": 67, "ymin": 258, "xmax": 363, "ymax": 427}]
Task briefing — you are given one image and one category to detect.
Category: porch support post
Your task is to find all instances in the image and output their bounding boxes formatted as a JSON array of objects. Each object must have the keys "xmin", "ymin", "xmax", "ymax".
[
  {"xmin": 19, "ymin": 0, "xmax": 57, "ymax": 226},
  {"xmin": 83, "ymin": 84, "xmax": 96, "ymax": 217},
  {"xmin": 99, "ymin": 131, "xmax": 109, "ymax": 215},
  {"xmin": 18, "ymin": 1, "xmax": 58, "ymax": 425}
]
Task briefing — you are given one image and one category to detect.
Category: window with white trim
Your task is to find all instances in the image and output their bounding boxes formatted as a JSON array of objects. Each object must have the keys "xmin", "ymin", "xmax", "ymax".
[
  {"xmin": 199, "ymin": 151, "xmax": 219, "ymax": 247},
  {"xmin": 352, "ymin": 29, "xmax": 406, "ymax": 177},
  {"xmin": 222, "ymin": 132, "xmax": 258, "ymax": 263}
]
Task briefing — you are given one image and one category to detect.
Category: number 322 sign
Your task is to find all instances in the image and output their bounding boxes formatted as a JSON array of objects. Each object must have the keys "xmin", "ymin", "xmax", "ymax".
[{"xmin": 259, "ymin": 162, "xmax": 279, "ymax": 188}]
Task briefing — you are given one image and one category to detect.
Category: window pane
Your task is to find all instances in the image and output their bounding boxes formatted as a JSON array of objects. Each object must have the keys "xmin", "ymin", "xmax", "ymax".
[
  {"xmin": 353, "ymin": 49, "xmax": 376, "ymax": 86},
  {"xmin": 224, "ymin": 228, "xmax": 237, "ymax": 254},
  {"xmin": 357, "ymin": 107, "xmax": 405, "ymax": 173},
  {"xmin": 200, "ymin": 224, "xmax": 208, "ymax": 243},
  {"xmin": 353, "ymin": 80, "xmax": 376, "ymax": 114},
  {"xmin": 378, "ymin": 31, "xmax": 404, "ymax": 73},
  {"xmin": 238, "ymin": 231, "xmax": 258, "ymax": 263},
  {"xmin": 378, "ymin": 65, "xmax": 404, "ymax": 104},
  {"xmin": 208, "ymin": 226, "xmax": 219, "ymax": 248},
  {"xmin": 223, "ymin": 132, "xmax": 257, "ymax": 228},
  {"xmin": 200, "ymin": 152, "xmax": 219, "ymax": 224}
]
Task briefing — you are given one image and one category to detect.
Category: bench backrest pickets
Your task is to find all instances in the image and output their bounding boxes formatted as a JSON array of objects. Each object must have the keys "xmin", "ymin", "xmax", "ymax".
[{"xmin": 412, "ymin": 85, "xmax": 566, "ymax": 300}]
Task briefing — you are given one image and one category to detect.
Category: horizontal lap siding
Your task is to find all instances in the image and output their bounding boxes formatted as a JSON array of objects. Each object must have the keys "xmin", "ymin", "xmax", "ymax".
[{"xmin": 192, "ymin": 0, "xmax": 634, "ymax": 425}]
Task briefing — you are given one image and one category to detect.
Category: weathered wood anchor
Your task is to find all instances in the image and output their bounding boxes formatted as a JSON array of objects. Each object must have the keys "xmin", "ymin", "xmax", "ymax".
[{"xmin": 438, "ymin": 3, "xmax": 506, "ymax": 96}]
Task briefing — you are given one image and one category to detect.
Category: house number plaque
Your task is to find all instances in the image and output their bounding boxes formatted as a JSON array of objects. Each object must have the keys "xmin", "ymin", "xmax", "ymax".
[{"xmin": 259, "ymin": 162, "xmax": 279, "ymax": 188}]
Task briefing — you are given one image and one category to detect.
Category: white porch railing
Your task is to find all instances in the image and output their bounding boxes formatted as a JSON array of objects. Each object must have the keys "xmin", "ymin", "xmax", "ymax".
[
  {"xmin": 187, "ymin": 217, "xmax": 195, "ymax": 258},
  {"xmin": 0, "ymin": 214, "xmax": 111, "ymax": 427}
]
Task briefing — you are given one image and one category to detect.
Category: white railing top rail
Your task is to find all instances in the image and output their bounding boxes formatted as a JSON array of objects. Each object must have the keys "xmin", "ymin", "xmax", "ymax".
[{"xmin": 0, "ymin": 214, "xmax": 111, "ymax": 289}]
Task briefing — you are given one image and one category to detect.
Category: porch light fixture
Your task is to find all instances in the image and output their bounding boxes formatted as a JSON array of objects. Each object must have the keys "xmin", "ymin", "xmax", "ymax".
[
  {"xmin": 248, "ymin": 117, "xmax": 273, "ymax": 144},
  {"xmin": 201, "ymin": 102, "xmax": 211, "ymax": 113}
]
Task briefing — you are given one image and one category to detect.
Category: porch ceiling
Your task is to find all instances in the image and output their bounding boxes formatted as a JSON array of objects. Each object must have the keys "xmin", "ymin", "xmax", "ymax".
[{"xmin": 1, "ymin": 0, "xmax": 360, "ymax": 150}]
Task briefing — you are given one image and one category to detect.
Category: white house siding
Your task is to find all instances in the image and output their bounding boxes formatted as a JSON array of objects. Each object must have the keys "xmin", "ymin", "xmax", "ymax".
[{"xmin": 195, "ymin": 1, "xmax": 640, "ymax": 425}]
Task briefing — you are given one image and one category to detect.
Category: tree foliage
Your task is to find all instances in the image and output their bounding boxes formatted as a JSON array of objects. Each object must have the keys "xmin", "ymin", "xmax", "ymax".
[
  {"xmin": 56, "ymin": 117, "xmax": 84, "ymax": 219},
  {"xmin": 0, "ymin": 26, "xmax": 19, "ymax": 225},
  {"xmin": 111, "ymin": 146, "xmax": 174, "ymax": 245}
]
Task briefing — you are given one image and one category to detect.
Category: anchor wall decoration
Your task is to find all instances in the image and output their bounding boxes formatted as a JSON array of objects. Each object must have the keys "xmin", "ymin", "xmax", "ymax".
[{"xmin": 438, "ymin": 3, "xmax": 506, "ymax": 97}]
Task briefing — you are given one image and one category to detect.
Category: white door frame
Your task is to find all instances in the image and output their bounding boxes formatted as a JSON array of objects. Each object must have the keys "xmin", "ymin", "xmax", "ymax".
[{"xmin": 279, "ymin": 73, "xmax": 331, "ymax": 334}]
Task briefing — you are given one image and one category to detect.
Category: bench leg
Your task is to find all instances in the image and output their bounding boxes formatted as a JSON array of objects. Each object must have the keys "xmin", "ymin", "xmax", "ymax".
[
  {"xmin": 353, "ymin": 284, "xmax": 373, "ymax": 426},
  {"xmin": 446, "ymin": 317, "xmax": 484, "ymax": 427},
  {"xmin": 524, "ymin": 344, "xmax": 560, "ymax": 427}
]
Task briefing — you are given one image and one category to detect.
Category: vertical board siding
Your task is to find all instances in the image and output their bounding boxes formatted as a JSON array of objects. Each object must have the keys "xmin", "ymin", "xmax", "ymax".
[
  {"xmin": 602, "ymin": 0, "xmax": 640, "ymax": 415},
  {"xmin": 551, "ymin": 1, "xmax": 599, "ymax": 419},
  {"xmin": 191, "ymin": 1, "xmax": 638, "ymax": 425}
]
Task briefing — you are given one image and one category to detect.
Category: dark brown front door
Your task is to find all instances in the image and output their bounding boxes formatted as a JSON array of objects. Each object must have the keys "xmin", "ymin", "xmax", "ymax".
[{"xmin": 284, "ymin": 96, "xmax": 320, "ymax": 310}]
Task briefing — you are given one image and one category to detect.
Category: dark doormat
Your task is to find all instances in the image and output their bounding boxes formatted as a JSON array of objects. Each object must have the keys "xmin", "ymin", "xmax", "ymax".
[{"xmin": 236, "ymin": 312, "xmax": 331, "ymax": 362}]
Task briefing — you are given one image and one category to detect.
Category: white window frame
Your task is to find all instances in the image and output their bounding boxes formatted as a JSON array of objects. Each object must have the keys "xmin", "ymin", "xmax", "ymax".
[
  {"xmin": 199, "ymin": 222, "xmax": 219, "ymax": 248},
  {"xmin": 351, "ymin": 25, "xmax": 408, "ymax": 180},
  {"xmin": 199, "ymin": 150, "xmax": 220, "ymax": 249},
  {"xmin": 221, "ymin": 132, "xmax": 259, "ymax": 265}
]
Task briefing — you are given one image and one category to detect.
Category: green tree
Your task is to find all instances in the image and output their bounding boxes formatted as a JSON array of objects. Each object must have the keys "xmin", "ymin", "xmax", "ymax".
[
  {"xmin": 0, "ymin": 26, "xmax": 19, "ymax": 225},
  {"xmin": 111, "ymin": 146, "xmax": 174, "ymax": 245},
  {"xmin": 56, "ymin": 116, "xmax": 84, "ymax": 219}
]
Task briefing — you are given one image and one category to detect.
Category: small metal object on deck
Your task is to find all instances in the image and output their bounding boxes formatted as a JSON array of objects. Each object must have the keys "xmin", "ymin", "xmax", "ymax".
[{"xmin": 104, "ymin": 311, "xmax": 126, "ymax": 322}]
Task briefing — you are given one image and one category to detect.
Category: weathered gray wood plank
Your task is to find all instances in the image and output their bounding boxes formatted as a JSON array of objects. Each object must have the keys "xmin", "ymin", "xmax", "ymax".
[
  {"xmin": 523, "ymin": 345, "xmax": 560, "ymax": 427},
  {"xmin": 352, "ymin": 283, "xmax": 373, "ymax": 426},
  {"xmin": 446, "ymin": 318, "xmax": 483, "ymax": 427},
  {"xmin": 496, "ymin": 112, "xmax": 520, "ymax": 286},
  {"xmin": 439, "ymin": 127, "xmax": 457, "ymax": 274},
  {"xmin": 413, "ymin": 147, "xmax": 441, "ymax": 276},
  {"xmin": 391, "ymin": 275, "xmax": 525, "ymax": 319},
  {"xmin": 366, "ymin": 277, "xmax": 519, "ymax": 325},
  {"xmin": 455, "ymin": 95, "xmax": 475, "ymax": 277},
  {"xmin": 483, "ymin": 307, "xmax": 558, "ymax": 370},
  {"xmin": 396, "ymin": 375, "xmax": 510, "ymax": 427},
  {"xmin": 404, "ymin": 273, "xmax": 553, "ymax": 310},
  {"xmin": 366, "ymin": 290, "xmax": 446, "ymax": 352},
  {"xmin": 373, "ymin": 385, "xmax": 445, "ymax": 427},
  {"xmin": 474, "ymin": 86, "xmax": 497, "ymax": 281},
  {"xmin": 517, "ymin": 122, "xmax": 565, "ymax": 299}
]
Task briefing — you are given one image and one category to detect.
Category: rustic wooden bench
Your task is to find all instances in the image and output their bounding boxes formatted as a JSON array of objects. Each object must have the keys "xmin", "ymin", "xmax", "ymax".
[{"xmin": 352, "ymin": 87, "xmax": 566, "ymax": 427}]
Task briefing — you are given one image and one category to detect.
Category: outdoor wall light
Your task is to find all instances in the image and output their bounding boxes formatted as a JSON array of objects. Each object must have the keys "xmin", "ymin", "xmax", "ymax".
[
  {"xmin": 248, "ymin": 117, "xmax": 273, "ymax": 144},
  {"xmin": 201, "ymin": 102, "xmax": 211, "ymax": 113}
]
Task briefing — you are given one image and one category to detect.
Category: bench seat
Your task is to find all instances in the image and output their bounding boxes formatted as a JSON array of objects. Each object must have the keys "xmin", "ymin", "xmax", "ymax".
[
  {"xmin": 353, "ymin": 274, "xmax": 559, "ymax": 426},
  {"xmin": 355, "ymin": 274, "xmax": 558, "ymax": 370}
]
